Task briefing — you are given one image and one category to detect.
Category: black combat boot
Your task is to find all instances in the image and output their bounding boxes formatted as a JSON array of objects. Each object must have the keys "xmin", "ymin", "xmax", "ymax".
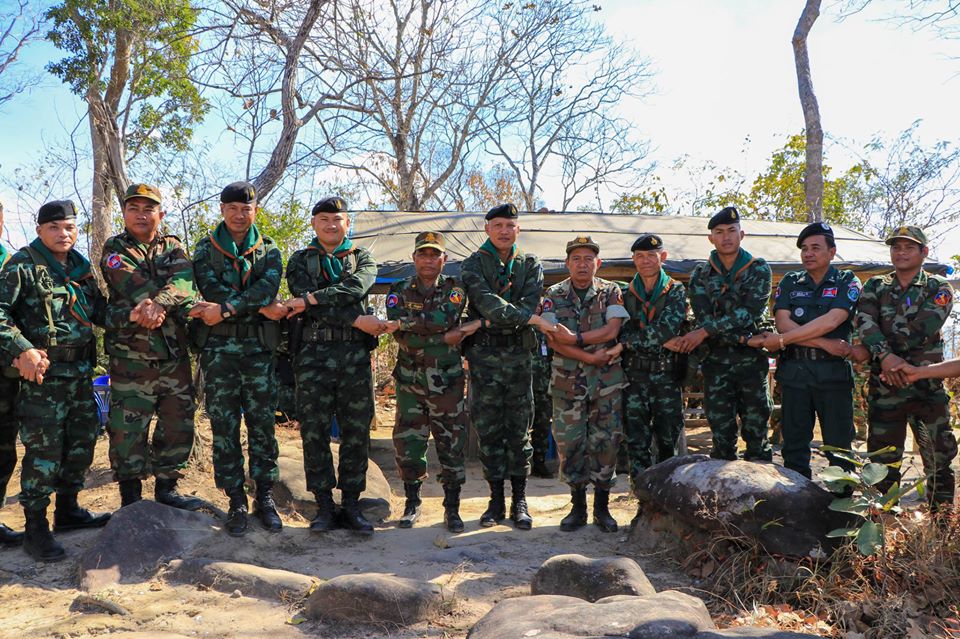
[
  {"xmin": 254, "ymin": 481, "xmax": 282, "ymax": 532},
  {"xmin": 119, "ymin": 478, "xmax": 142, "ymax": 507},
  {"xmin": 593, "ymin": 487, "xmax": 618, "ymax": 533},
  {"xmin": 530, "ymin": 453, "xmax": 556, "ymax": 479},
  {"xmin": 53, "ymin": 492, "xmax": 111, "ymax": 532},
  {"xmin": 225, "ymin": 489, "xmax": 248, "ymax": 537},
  {"xmin": 340, "ymin": 491, "xmax": 374, "ymax": 534},
  {"xmin": 442, "ymin": 484, "xmax": 464, "ymax": 533},
  {"xmin": 479, "ymin": 480, "xmax": 505, "ymax": 527},
  {"xmin": 560, "ymin": 485, "xmax": 588, "ymax": 532},
  {"xmin": 22, "ymin": 507, "xmax": 66, "ymax": 562},
  {"xmin": 155, "ymin": 477, "xmax": 203, "ymax": 511},
  {"xmin": 0, "ymin": 521, "xmax": 23, "ymax": 546},
  {"xmin": 509, "ymin": 475, "xmax": 533, "ymax": 530},
  {"xmin": 310, "ymin": 490, "xmax": 337, "ymax": 533},
  {"xmin": 397, "ymin": 482, "xmax": 422, "ymax": 529}
]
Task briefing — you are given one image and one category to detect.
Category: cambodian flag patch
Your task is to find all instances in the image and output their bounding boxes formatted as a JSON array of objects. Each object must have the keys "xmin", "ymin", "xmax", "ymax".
[
  {"xmin": 541, "ymin": 298, "xmax": 554, "ymax": 313},
  {"xmin": 386, "ymin": 293, "xmax": 399, "ymax": 308},
  {"xmin": 822, "ymin": 287, "xmax": 838, "ymax": 298},
  {"xmin": 106, "ymin": 254, "xmax": 123, "ymax": 269},
  {"xmin": 934, "ymin": 289, "xmax": 952, "ymax": 306}
]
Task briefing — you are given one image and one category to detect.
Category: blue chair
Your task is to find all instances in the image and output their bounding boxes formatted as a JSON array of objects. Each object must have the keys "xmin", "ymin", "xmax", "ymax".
[
  {"xmin": 546, "ymin": 429, "xmax": 558, "ymax": 461},
  {"xmin": 93, "ymin": 375, "xmax": 110, "ymax": 432}
]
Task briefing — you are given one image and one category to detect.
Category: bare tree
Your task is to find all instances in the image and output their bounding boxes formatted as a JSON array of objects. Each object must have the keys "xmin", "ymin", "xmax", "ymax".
[
  {"xmin": 0, "ymin": 0, "xmax": 43, "ymax": 110},
  {"xmin": 792, "ymin": 0, "xmax": 824, "ymax": 223}
]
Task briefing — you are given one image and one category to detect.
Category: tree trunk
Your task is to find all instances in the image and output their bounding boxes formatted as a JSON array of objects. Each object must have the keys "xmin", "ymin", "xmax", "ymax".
[
  {"xmin": 88, "ymin": 106, "xmax": 115, "ymax": 289},
  {"xmin": 792, "ymin": 0, "xmax": 824, "ymax": 223}
]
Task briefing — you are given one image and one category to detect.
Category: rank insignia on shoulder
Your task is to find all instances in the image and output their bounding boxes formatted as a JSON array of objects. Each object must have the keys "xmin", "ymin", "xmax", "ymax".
[
  {"xmin": 822, "ymin": 287, "xmax": 837, "ymax": 298},
  {"xmin": 106, "ymin": 254, "xmax": 123, "ymax": 269},
  {"xmin": 541, "ymin": 298, "xmax": 554, "ymax": 313},
  {"xmin": 934, "ymin": 289, "xmax": 952, "ymax": 306},
  {"xmin": 449, "ymin": 288, "xmax": 464, "ymax": 304},
  {"xmin": 386, "ymin": 293, "xmax": 400, "ymax": 308}
]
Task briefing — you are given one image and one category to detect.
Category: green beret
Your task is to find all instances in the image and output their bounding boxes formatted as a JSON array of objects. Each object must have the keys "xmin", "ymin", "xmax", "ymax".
[
  {"xmin": 631, "ymin": 234, "xmax": 663, "ymax": 252},
  {"xmin": 485, "ymin": 203, "xmax": 518, "ymax": 220},
  {"xmin": 37, "ymin": 200, "xmax": 77, "ymax": 225},
  {"xmin": 707, "ymin": 206, "xmax": 740, "ymax": 230},
  {"xmin": 221, "ymin": 181, "xmax": 257, "ymax": 204},
  {"xmin": 312, "ymin": 196, "xmax": 348, "ymax": 215}
]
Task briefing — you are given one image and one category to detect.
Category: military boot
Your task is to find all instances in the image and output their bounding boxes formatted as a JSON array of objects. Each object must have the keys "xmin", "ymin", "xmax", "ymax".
[
  {"xmin": 155, "ymin": 477, "xmax": 204, "ymax": 511},
  {"xmin": 22, "ymin": 507, "xmax": 66, "ymax": 562},
  {"xmin": 479, "ymin": 480, "xmax": 505, "ymax": 527},
  {"xmin": 309, "ymin": 490, "xmax": 337, "ymax": 533},
  {"xmin": 254, "ymin": 481, "xmax": 282, "ymax": 532},
  {"xmin": 593, "ymin": 487, "xmax": 618, "ymax": 533},
  {"xmin": 340, "ymin": 491, "xmax": 374, "ymax": 535},
  {"xmin": 119, "ymin": 478, "xmax": 142, "ymax": 507},
  {"xmin": 53, "ymin": 492, "xmax": 111, "ymax": 532},
  {"xmin": 0, "ymin": 521, "xmax": 23, "ymax": 547},
  {"xmin": 560, "ymin": 485, "xmax": 588, "ymax": 532},
  {"xmin": 509, "ymin": 475, "xmax": 532, "ymax": 530},
  {"xmin": 530, "ymin": 453, "xmax": 556, "ymax": 479},
  {"xmin": 442, "ymin": 484, "xmax": 464, "ymax": 533},
  {"xmin": 225, "ymin": 489, "xmax": 248, "ymax": 537},
  {"xmin": 397, "ymin": 482, "xmax": 422, "ymax": 529}
]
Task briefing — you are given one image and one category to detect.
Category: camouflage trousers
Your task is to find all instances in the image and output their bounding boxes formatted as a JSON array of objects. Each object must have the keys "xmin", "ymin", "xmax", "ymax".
[
  {"xmin": 702, "ymin": 354, "xmax": 773, "ymax": 462},
  {"xmin": 108, "ymin": 356, "xmax": 196, "ymax": 481},
  {"xmin": 623, "ymin": 368, "xmax": 684, "ymax": 486},
  {"xmin": 467, "ymin": 345, "xmax": 533, "ymax": 482},
  {"xmin": 0, "ymin": 374, "xmax": 19, "ymax": 506},
  {"xmin": 17, "ymin": 373, "xmax": 99, "ymax": 511},
  {"xmin": 201, "ymin": 349, "xmax": 279, "ymax": 492},
  {"xmin": 551, "ymin": 379, "xmax": 623, "ymax": 489},
  {"xmin": 530, "ymin": 356, "xmax": 552, "ymax": 460},
  {"xmin": 393, "ymin": 373, "xmax": 467, "ymax": 486},
  {"xmin": 867, "ymin": 381, "xmax": 957, "ymax": 505},
  {"xmin": 276, "ymin": 352, "xmax": 298, "ymax": 422},
  {"xmin": 295, "ymin": 341, "xmax": 373, "ymax": 494}
]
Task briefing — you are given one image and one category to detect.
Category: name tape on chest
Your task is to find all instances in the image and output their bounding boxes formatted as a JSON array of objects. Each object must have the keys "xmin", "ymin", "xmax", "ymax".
[{"xmin": 790, "ymin": 290, "xmax": 812, "ymax": 299}]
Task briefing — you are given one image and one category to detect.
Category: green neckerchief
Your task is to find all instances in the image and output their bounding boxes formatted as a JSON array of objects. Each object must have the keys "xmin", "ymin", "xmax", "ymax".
[
  {"xmin": 629, "ymin": 268, "xmax": 671, "ymax": 328},
  {"xmin": 480, "ymin": 238, "xmax": 518, "ymax": 297},
  {"xmin": 708, "ymin": 248, "xmax": 754, "ymax": 292},
  {"xmin": 29, "ymin": 237, "xmax": 93, "ymax": 324},
  {"xmin": 209, "ymin": 221, "xmax": 262, "ymax": 290},
  {"xmin": 0, "ymin": 244, "xmax": 8, "ymax": 268},
  {"xmin": 309, "ymin": 236, "xmax": 354, "ymax": 283}
]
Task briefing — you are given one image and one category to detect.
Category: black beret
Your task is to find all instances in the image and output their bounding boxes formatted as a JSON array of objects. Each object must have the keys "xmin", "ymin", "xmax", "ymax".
[
  {"xmin": 221, "ymin": 181, "xmax": 257, "ymax": 204},
  {"xmin": 707, "ymin": 206, "xmax": 741, "ymax": 230},
  {"xmin": 631, "ymin": 233, "xmax": 664, "ymax": 252},
  {"xmin": 312, "ymin": 196, "xmax": 348, "ymax": 215},
  {"xmin": 485, "ymin": 203, "xmax": 518, "ymax": 220},
  {"xmin": 796, "ymin": 221, "xmax": 834, "ymax": 248},
  {"xmin": 37, "ymin": 200, "xmax": 77, "ymax": 225}
]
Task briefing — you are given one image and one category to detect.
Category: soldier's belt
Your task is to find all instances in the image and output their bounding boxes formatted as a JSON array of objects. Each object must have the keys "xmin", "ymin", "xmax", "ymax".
[
  {"xmin": 301, "ymin": 323, "xmax": 363, "ymax": 343},
  {"xmin": 46, "ymin": 343, "xmax": 95, "ymax": 363},
  {"xmin": 208, "ymin": 323, "xmax": 260, "ymax": 339},
  {"xmin": 627, "ymin": 356, "xmax": 675, "ymax": 373},
  {"xmin": 472, "ymin": 331, "xmax": 523, "ymax": 347},
  {"xmin": 782, "ymin": 346, "xmax": 843, "ymax": 362}
]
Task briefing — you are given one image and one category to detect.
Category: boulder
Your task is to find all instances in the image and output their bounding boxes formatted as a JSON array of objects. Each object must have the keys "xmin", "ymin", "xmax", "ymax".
[
  {"xmin": 467, "ymin": 591, "xmax": 715, "ymax": 639},
  {"xmin": 304, "ymin": 573, "xmax": 445, "ymax": 625},
  {"xmin": 165, "ymin": 557, "xmax": 316, "ymax": 601},
  {"xmin": 273, "ymin": 440, "xmax": 392, "ymax": 522},
  {"xmin": 79, "ymin": 500, "xmax": 217, "ymax": 592},
  {"xmin": 632, "ymin": 455, "xmax": 850, "ymax": 557},
  {"xmin": 531, "ymin": 554, "xmax": 655, "ymax": 602}
]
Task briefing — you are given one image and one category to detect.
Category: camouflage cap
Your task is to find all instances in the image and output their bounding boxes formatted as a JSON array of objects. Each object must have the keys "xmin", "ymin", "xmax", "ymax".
[
  {"xmin": 884, "ymin": 225, "xmax": 927, "ymax": 247},
  {"xmin": 414, "ymin": 231, "xmax": 445, "ymax": 252},
  {"xmin": 123, "ymin": 183, "xmax": 162, "ymax": 205},
  {"xmin": 565, "ymin": 235, "xmax": 600, "ymax": 255}
]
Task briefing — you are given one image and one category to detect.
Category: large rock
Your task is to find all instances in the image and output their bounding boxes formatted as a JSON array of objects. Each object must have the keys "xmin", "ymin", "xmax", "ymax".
[
  {"xmin": 531, "ymin": 554, "xmax": 655, "ymax": 602},
  {"xmin": 165, "ymin": 557, "xmax": 317, "ymax": 601},
  {"xmin": 468, "ymin": 591, "xmax": 715, "ymax": 639},
  {"xmin": 273, "ymin": 440, "xmax": 392, "ymax": 522},
  {"xmin": 79, "ymin": 500, "xmax": 217, "ymax": 591},
  {"xmin": 304, "ymin": 573, "xmax": 445, "ymax": 625},
  {"xmin": 632, "ymin": 455, "xmax": 850, "ymax": 557}
]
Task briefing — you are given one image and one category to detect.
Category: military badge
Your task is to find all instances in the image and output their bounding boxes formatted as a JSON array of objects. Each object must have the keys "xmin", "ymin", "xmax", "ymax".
[
  {"xmin": 822, "ymin": 287, "xmax": 837, "ymax": 298},
  {"xmin": 847, "ymin": 285, "xmax": 860, "ymax": 302},
  {"xmin": 106, "ymin": 254, "xmax": 123, "ymax": 269},
  {"xmin": 386, "ymin": 293, "xmax": 399, "ymax": 308},
  {"xmin": 542, "ymin": 298, "xmax": 554, "ymax": 313},
  {"xmin": 934, "ymin": 288, "xmax": 953, "ymax": 306},
  {"xmin": 795, "ymin": 307, "xmax": 805, "ymax": 317},
  {"xmin": 449, "ymin": 288, "xmax": 464, "ymax": 304}
]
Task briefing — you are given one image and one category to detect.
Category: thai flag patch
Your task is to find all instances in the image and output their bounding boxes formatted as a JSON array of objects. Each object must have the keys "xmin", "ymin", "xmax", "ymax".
[{"xmin": 822, "ymin": 287, "xmax": 838, "ymax": 298}]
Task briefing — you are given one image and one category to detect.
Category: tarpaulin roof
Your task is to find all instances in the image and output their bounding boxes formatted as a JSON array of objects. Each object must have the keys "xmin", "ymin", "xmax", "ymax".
[{"xmin": 348, "ymin": 211, "xmax": 948, "ymax": 289}]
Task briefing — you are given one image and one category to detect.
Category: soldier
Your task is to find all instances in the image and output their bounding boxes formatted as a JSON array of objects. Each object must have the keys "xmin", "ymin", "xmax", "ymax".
[
  {"xmin": 754, "ymin": 222, "xmax": 864, "ymax": 479},
  {"xmin": 619, "ymin": 234, "xmax": 687, "ymax": 487},
  {"xmin": 101, "ymin": 183, "xmax": 201, "ymax": 510},
  {"xmin": 0, "ymin": 200, "xmax": 23, "ymax": 547},
  {"xmin": 855, "ymin": 225, "xmax": 957, "ymax": 509},
  {"xmin": 384, "ymin": 232, "xmax": 480, "ymax": 532},
  {"xmin": 190, "ymin": 181, "xmax": 286, "ymax": 536},
  {"xmin": 540, "ymin": 236, "xmax": 628, "ymax": 532},
  {"xmin": 284, "ymin": 196, "xmax": 385, "ymax": 534},
  {"xmin": 0, "ymin": 200, "xmax": 112, "ymax": 561},
  {"xmin": 461, "ymin": 203, "xmax": 555, "ymax": 530},
  {"xmin": 530, "ymin": 325, "xmax": 556, "ymax": 478},
  {"xmin": 675, "ymin": 206, "xmax": 773, "ymax": 462}
]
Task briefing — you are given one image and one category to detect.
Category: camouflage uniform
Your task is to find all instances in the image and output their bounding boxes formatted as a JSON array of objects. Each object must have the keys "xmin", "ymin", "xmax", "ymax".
[
  {"xmin": 286, "ymin": 242, "xmax": 377, "ymax": 495},
  {"xmin": 619, "ymin": 271, "xmax": 687, "ymax": 484},
  {"xmin": 541, "ymin": 277, "xmax": 628, "ymax": 489},
  {"xmin": 101, "ymin": 231, "xmax": 198, "ymax": 481},
  {"xmin": 386, "ymin": 274, "xmax": 468, "ymax": 487},
  {"xmin": 192, "ymin": 226, "xmax": 282, "ymax": 493},
  {"xmin": 461, "ymin": 245, "xmax": 543, "ymax": 481},
  {"xmin": 0, "ymin": 247, "xmax": 19, "ymax": 523},
  {"xmin": 689, "ymin": 249, "xmax": 773, "ymax": 461},
  {"xmin": 856, "ymin": 270, "xmax": 957, "ymax": 505},
  {"xmin": 530, "ymin": 331, "xmax": 553, "ymax": 467},
  {"xmin": 774, "ymin": 266, "xmax": 861, "ymax": 478}
]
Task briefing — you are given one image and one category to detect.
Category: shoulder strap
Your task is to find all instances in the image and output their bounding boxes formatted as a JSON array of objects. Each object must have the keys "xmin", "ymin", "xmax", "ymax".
[{"xmin": 23, "ymin": 246, "xmax": 58, "ymax": 347}]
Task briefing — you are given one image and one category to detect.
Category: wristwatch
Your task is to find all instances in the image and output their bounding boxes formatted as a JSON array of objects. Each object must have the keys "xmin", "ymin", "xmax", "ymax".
[
  {"xmin": 220, "ymin": 303, "xmax": 233, "ymax": 319},
  {"xmin": 576, "ymin": 332, "xmax": 584, "ymax": 348}
]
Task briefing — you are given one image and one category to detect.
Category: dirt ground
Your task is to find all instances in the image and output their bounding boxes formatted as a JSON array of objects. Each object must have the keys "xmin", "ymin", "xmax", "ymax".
[{"xmin": 0, "ymin": 395, "xmax": 935, "ymax": 639}]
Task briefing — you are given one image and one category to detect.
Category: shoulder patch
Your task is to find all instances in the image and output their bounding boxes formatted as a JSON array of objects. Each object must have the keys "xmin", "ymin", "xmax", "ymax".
[
  {"xmin": 775, "ymin": 285, "xmax": 781, "ymax": 299},
  {"xmin": 449, "ymin": 288, "xmax": 464, "ymax": 305},
  {"xmin": 542, "ymin": 298, "xmax": 555, "ymax": 313},
  {"xmin": 106, "ymin": 254, "xmax": 123, "ymax": 270},
  {"xmin": 847, "ymin": 286, "xmax": 861, "ymax": 302},
  {"xmin": 934, "ymin": 288, "xmax": 952, "ymax": 306},
  {"xmin": 386, "ymin": 293, "xmax": 400, "ymax": 308}
]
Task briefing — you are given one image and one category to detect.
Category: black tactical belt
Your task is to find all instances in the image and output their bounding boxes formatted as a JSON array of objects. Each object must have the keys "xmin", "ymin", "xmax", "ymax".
[
  {"xmin": 209, "ymin": 323, "xmax": 260, "ymax": 339},
  {"xmin": 628, "ymin": 357, "xmax": 675, "ymax": 374},
  {"xmin": 782, "ymin": 345, "xmax": 843, "ymax": 362},
  {"xmin": 302, "ymin": 324, "xmax": 362, "ymax": 343},
  {"xmin": 473, "ymin": 331, "xmax": 523, "ymax": 347},
  {"xmin": 46, "ymin": 343, "xmax": 95, "ymax": 363}
]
